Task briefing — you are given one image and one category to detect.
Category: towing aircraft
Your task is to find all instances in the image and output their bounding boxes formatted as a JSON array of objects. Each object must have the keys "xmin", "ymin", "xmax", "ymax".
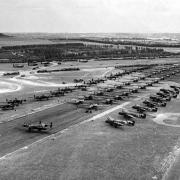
[
  {"xmin": 105, "ymin": 116, "xmax": 135, "ymax": 128},
  {"xmin": 23, "ymin": 121, "xmax": 53, "ymax": 132}
]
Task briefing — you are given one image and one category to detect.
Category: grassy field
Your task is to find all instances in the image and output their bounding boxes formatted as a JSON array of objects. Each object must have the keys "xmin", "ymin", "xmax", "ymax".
[
  {"xmin": 0, "ymin": 37, "xmax": 56, "ymax": 48},
  {"xmin": 0, "ymin": 59, "xmax": 180, "ymax": 179},
  {"xmin": 0, "ymin": 88, "xmax": 180, "ymax": 180}
]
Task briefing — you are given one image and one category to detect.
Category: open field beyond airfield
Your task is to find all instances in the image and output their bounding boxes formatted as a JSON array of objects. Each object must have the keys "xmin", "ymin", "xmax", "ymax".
[{"xmin": 0, "ymin": 59, "xmax": 180, "ymax": 180}]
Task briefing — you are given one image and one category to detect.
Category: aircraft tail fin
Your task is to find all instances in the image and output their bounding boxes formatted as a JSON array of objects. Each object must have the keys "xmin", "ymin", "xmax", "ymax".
[{"xmin": 50, "ymin": 122, "xmax": 53, "ymax": 128}]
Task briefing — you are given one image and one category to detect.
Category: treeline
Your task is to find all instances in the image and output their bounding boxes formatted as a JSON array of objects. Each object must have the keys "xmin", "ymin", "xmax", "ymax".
[
  {"xmin": 52, "ymin": 38, "xmax": 180, "ymax": 48},
  {"xmin": 1, "ymin": 43, "xmax": 85, "ymax": 50},
  {"xmin": 0, "ymin": 42, "xmax": 174, "ymax": 63}
]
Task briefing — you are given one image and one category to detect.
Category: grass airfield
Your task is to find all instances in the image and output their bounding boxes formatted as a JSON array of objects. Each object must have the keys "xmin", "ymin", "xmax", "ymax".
[
  {"xmin": 0, "ymin": 59, "xmax": 180, "ymax": 179},
  {"xmin": 1, "ymin": 82, "xmax": 180, "ymax": 180}
]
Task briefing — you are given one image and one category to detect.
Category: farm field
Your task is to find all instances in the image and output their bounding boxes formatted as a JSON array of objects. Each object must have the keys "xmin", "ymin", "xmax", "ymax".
[{"xmin": 0, "ymin": 37, "xmax": 56, "ymax": 48}]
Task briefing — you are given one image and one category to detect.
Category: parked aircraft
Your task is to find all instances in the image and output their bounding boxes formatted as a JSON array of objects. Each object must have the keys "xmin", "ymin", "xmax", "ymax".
[
  {"xmin": 71, "ymin": 99, "xmax": 84, "ymax": 105},
  {"xmin": 156, "ymin": 92, "xmax": 171, "ymax": 101},
  {"xmin": 132, "ymin": 104, "xmax": 157, "ymax": 113},
  {"xmin": 13, "ymin": 64, "xmax": 24, "ymax": 68},
  {"xmin": 23, "ymin": 121, "xmax": 52, "ymax": 132},
  {"xmin": 105, "ymin": 116, "xmax": 135, "ymax": 128},
  {"xmin": 85, "ymin": 104, "xmax": 100, "ymax": 113},
  {"xmin": 6, "ymin": 98, "xmax": 25, "ymax": 106},
  {"xmin": 34, "ymin": 94, "xmax": 52, "ymax": 101},
  {"xmin": 119, "ymin": 109, "xmax": 146, "ymax": 119},
  {"xmin": 0, "ymin": 104, "xmax": 15, "ymax": 110}
]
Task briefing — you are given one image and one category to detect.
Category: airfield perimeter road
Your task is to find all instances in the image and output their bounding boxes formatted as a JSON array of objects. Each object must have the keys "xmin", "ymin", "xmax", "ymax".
[{"xmin": 0, "ymin": 103, "xmax": 91, "ymax": 157}]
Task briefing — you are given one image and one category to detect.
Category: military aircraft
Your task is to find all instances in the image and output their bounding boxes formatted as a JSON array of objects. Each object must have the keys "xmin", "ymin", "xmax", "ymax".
[
  {"xmin": 105, "ymin": 88, "xmax": 114, "ymax": 92},
  {"xmin": 34, "ymin": 94, "xmax": 52, "ymax": 101},
  {"xmin": 137, "ymin": 85, "xmax": 146, "ymax": 89},
  {"xmin": 139, "ymin": 76, "xmax": 146, "ymax": 80},
  {"xmin": 120, "ymin": 91, "xmax": 130, "ymax": 97},
  {"xmin": 170, "ymin": 86, "xmax": 180, "ymax": 94},
  {"xmin": 28, "ymin": 61, "xmax": 38, "ymax": 66},
  {"xmin": 143, "ymin": 100, "xmax": 157, "ymax": 108},
  {"xmin": 149, "ymin": 95, "xmax": 167, "ymax": 104},
  {"xmin": 23, "ymin": 121, "xmax": 53, "ymax": 132},
  {"xmin": 115, "ymin": 85, "xmax": 123, "ymax": 89},
  {"xmin": 123, "ymin": 81, "xmax": 131, "ymax": 86},
  {"xmin": 170, "ymin": 85, "xmax": 180, "ymax": 90},
  {"xmin": 86, "ymin": 78, "xmax": 98, "ymax": 85},
  {"xmin": 119, "ymin": 109, "xmax": 146, "ymax": 119},
  {"xmin": 146, "ymin": 74, "xmax": 152, "ymax": 78},
  {"xmin": 160, "ymin": 76, "xmax": 165, "ymax": 80},
  {"xmin": 71, "ymin": 99, "xmax": 84, "ymax": 105},
  {"xmin": 132, "ymin": 104, "xmax": 157, "ymax": 113},
  {"xmin": 160, "ymin": 89, "xmax": 178, "ymax": 98},
  {"xmin": 0, "ymin": 104, "xmax": 15, "ymax": 110},
  {"xmin": 95, "ymin": 91, "xmax": 104, "ymax": 96},
  {"xmin": 129, "ymin": 88, "xmax": 139, "ymax": 93},
  {"xmin": 13, "ymin": 64, "xmax": 24, "ymax": 68},
  {"xmin": 104, "ymin": 99, "xmax": 113, "ymax": 105},
  {"xmin": 61, "ymin": 87, "xmax": 74, "ymax": 93},
  {"xmin": 143, "ymin": 99, "xmax": 166, "ymax": 107},
  {"xmin": 169, "ymin": 89, "xmax": 179, "ymax": 96},
  {"xmin": 6, "ymin": 98, "xmax": 24, "ymax": 106},
  {"xmin": 105, "ymin": 116, "xmax": 135, "ymax": 128},
  {"xmin": 50, "ymin": 90, "xmax": 64, "ymax": 97},
  {"xmin": 132, "ymin": 78, "xmax": 139, "ymax": 82},
  {"xmin": 84, "ymin": 95, "xmax": 93, "ymax": 100},
  {"xmin": 145, "ymin": 82, "xmax": 153, "ymax": 86},
  {"xmin": 85, "ymin": 104, "xmax": 100, "ymax": 113},
  {"xmin": 156, "ymin": 92, "xmax": 171, "ymax": 101},
  {"xmin": 131, "ymin": 105, "xmax": 147, "ymax": 113},
  {"xmin": 114, "ymin": 95, "xmax": 123, "ymax": 100}
]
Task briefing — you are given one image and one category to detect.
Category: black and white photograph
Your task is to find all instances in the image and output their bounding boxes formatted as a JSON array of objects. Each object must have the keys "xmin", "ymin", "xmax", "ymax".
[{"xmin": 0, "ymin": 0, "xmax": 180, "ymax": 179}]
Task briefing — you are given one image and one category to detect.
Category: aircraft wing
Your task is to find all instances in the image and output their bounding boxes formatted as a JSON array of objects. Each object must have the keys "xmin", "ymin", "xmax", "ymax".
[
  {"xmin": 124, "ymin": 113, "xmax": 135, "ymax": 119},
  {"xmin": 114, "ymin": 121, "xmax": 125, "ymax": 126}
]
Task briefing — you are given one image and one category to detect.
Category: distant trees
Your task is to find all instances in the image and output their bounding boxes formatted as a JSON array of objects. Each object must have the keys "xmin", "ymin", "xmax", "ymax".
[{"xmin": 0, "ymin": 41, "xmax": 175, "ymax": 63}]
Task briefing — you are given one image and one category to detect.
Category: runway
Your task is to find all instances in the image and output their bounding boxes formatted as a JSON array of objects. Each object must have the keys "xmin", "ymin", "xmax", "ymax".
[{"xmin": 0, "ymin": 103, "xmax": 88, "ymax": 157}]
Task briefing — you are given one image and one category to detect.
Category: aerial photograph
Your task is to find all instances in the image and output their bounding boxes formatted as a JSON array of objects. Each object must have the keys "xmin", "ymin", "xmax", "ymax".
[{"xmin": 0, "ymin": 0, "xmax": 180, "ymax": 179}]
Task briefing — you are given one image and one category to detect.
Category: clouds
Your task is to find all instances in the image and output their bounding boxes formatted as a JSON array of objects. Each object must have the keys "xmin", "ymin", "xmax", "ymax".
[{"xmin": 0, "ymin": 0, "xmax": 180, "ymax": 33}]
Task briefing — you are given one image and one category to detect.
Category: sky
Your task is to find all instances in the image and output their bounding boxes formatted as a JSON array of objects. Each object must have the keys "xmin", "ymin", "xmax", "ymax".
[{"xmin": 0, "ymin": 0, "xmax": 180, "ymax": 33}]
